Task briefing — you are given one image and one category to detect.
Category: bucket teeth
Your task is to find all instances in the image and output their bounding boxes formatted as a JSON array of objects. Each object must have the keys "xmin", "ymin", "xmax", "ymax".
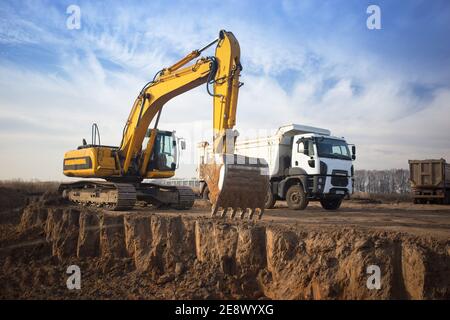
[
  {"xmin": 211, "ymin": 205, "xmax": 219, "ymax": 217},
  {"xmin": 248, "ymin": 208, "xmax": 256, "ymax": 220},
  {"xmin": 258, "ymin": 208, "xmax": 264, "ymax": 220},
  {"xmin": 209, "ymin": 206, "xmax": 264, "ymax": 220}
]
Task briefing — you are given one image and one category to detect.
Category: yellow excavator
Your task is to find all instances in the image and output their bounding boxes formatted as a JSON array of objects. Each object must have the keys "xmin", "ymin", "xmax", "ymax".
[{"xmin": 59, "ymin": 30, "xmax": 269, "ymax": 218}]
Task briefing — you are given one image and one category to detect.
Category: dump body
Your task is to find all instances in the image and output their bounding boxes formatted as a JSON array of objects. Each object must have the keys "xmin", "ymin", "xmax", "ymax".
[
  {"xmin": 409, "ymin": 159, "xmax": 450, "ymax": 204},
  {"xmin": 198, "ymin": 124, "xmax": 331, "ymax": 180},
  {"xmin": 233, "ymin": 124, "xmax": 331, "ymax": 177}
]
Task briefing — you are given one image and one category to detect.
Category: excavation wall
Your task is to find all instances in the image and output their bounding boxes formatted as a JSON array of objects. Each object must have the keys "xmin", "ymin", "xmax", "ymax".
[{"xmin": 12, "ymin": 203, "xmax": 450, "ymax": 299}]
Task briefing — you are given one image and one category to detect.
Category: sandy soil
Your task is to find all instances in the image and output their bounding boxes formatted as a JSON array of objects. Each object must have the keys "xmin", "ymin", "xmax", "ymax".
[{"xmin": 0, "ymin": 189, "xmax": 449, "ymax": 300}]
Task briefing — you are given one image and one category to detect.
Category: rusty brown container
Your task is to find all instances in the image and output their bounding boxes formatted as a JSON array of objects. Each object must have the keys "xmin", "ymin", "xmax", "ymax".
[{"xmin": 408, "ymin": 159, "xmax": 450, "ymax": 204}]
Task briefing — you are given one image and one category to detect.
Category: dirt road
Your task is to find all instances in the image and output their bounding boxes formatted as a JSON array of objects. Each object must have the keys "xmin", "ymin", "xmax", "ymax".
[
  {"xmin": 267, "ymin": 201, "xmax": 450, "ymax": 239},
  {"xmin": 174, "ymin": 200, "xmax": 450, "ymax": 239}
]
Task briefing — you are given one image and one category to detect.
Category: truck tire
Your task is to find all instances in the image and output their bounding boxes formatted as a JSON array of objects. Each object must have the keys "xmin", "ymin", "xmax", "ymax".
[
  {"xmin": 320, "ymin": 198, "xmax": 342, "ymax": 210},
  {"xmin": 264, "ymin": 189, "xmax": 276, "ymax": 209},
  {"xmin": 286, "ymin": 185, "xmax": 308, "ymax": 210}
]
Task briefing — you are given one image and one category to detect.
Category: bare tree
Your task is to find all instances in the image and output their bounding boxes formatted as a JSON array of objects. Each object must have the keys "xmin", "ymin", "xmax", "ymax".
[{"xmin": 354, "ymin": 169, "xmax": 410, "ymax": 194}]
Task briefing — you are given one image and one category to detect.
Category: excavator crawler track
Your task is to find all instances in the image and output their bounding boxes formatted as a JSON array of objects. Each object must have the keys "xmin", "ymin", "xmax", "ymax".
[
  {"xmin": 59, "ymin": 181, "xmax": 137, "ymax": 211},
  {"xmin": 113, "ymin": 183, "xmax": 137, "ymax": 210},
  {"xmin": 136, "ymin": 182, "xmax": 196, "ymax": 210},
  {"xmin": 171, "ymin": 186, "xmax": 196, "ymax": 210}
]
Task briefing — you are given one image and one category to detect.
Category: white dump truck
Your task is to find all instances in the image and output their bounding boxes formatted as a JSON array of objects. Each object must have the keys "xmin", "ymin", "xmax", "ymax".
[{"xmin": 197, "ymin": 124, "xmax": 355, "ymax": 210}]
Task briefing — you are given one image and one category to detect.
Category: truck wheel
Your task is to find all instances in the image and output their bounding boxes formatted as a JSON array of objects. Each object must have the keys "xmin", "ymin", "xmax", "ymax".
[
  {"xmin": 286, "ymin": 185, "xmax": 308, "ymax": 210},
  {"xmin": 264, "ymin": 189, "xmax": 276, "ymax": 209},
  {"xmin": 320, "ymin": 198, "xmax": 342, "ymax": 210}
]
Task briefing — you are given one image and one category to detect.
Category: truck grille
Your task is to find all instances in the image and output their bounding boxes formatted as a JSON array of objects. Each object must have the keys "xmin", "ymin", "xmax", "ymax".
[{"xmin": 331, "ymin": 170, "xmax": 348, "ymax": 187}]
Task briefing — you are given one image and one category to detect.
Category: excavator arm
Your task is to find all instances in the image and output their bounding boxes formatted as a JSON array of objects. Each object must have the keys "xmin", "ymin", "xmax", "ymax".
[
  {"xmin": 119, "ymin": 56, "xmax": 212, "ymax": 174},
  {"xmin": 119, "ymin": 30, "xmax": 242, "ymax": 175}
]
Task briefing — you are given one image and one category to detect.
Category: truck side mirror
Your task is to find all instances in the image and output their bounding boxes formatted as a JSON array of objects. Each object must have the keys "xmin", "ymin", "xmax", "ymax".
[
  {"xmin": 180, "ymin": 140, "xmax": 186, "ymax": 150},
  {"xmin": 351, "ymin": 145, "xmax": 356, "ymax": 160}
]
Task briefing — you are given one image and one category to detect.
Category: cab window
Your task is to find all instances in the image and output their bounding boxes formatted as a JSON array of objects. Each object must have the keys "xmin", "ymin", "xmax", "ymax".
[
  {"xmin": 297, "ymin": 139, "xmax": 314, "ymax": 156},
  {"xmin": 316, "ymin": 138, "xmax": 351, "ymax": 160},
  {"xmin": 149, "ymin": 133, "xmax": 175, "ymax": 171}
]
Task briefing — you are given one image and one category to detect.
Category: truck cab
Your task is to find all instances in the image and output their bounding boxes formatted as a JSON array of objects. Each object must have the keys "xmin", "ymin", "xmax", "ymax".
[{"xmin": 276, "ymin": 133, "xmax": 355, "ymax": 210}]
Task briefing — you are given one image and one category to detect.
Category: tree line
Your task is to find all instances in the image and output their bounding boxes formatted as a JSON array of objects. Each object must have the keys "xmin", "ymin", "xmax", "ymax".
[{"xmin": 354, "ymin": 169, "xmax": 410, "ymax": 194}]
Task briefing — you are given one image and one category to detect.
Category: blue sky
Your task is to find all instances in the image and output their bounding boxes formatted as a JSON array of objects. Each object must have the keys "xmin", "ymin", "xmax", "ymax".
[{"xmin": 0, "ymin": 0, "xmax": 449, "ymax": 179}]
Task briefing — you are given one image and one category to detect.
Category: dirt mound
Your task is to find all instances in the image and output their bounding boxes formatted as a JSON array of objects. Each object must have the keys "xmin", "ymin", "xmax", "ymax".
[
  {"xmin": 0, "ymin": 186, "xmax": 67, "ymax": 225},
  {"xmin": 35, "ymin": 191, "xmax": 68, "ymax": 206},
  {"xmin": 1, "ymin": 201, "xmax": 449, "ymax": 299},
  {"xmin": 0, "ymin": 187, "xmax": 30, "ymax": 225}
]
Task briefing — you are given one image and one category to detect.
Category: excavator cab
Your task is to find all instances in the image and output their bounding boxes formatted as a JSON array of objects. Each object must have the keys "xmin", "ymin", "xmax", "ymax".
[{"xmin": 146, "ymin": 130, "xmax": 177, "ymax": 173}]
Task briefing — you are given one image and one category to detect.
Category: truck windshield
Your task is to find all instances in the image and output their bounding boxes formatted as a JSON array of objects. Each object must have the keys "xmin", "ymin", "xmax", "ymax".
[{"xmin": 316, "ymin": 138, "xmax": 351, "ymax": 160}]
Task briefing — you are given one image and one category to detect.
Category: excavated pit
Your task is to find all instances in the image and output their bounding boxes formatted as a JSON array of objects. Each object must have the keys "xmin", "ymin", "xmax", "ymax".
[{"xmin": 1, "ymin": 198, "xmax": 449, "ymax": 300}]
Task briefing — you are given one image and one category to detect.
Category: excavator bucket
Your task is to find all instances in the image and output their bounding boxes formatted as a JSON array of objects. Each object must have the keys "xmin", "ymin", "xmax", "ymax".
[{"xmin": 202, "ymin": 154, "xmax": 269, "ymax": 219}]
